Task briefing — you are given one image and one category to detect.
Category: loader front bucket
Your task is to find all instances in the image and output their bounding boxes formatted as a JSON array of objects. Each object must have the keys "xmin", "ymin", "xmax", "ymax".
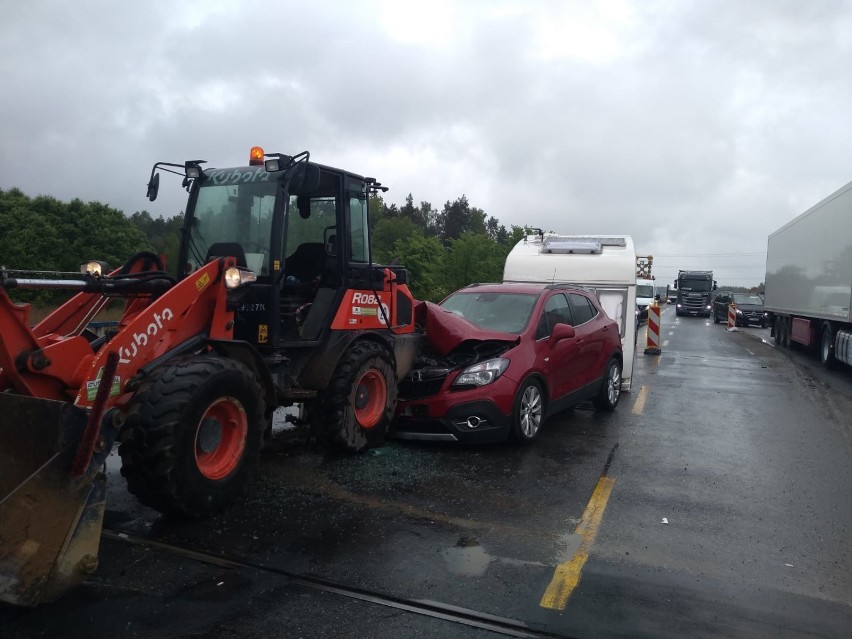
[{"xmin": 0, "ymin": 394, "xmax": 118, "ymax": 607}]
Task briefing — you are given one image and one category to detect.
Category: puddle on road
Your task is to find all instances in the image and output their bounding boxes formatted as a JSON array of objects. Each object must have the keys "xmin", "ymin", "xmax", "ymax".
[
  {"xmin": 442, "ymin": 536, "xmax": 552, "ymax": 577},
  {"xmin": 443, "ymin": 542, "xmax": 492, "ymax": 577},
  {"xmin": 557, "ymin": 532, "xmax": 583, "ymax": 562}
]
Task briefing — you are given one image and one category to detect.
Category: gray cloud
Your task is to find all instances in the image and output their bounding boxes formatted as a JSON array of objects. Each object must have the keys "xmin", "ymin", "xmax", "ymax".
[{"xmin": 2, "ymin": 0, "xmax": 851, "ymax": 286}]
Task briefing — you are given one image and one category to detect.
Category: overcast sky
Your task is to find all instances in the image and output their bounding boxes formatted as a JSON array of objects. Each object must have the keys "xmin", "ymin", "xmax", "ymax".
[{"xmin": 2, "ymin": 0, "xmax": 851, "ymax": 287}]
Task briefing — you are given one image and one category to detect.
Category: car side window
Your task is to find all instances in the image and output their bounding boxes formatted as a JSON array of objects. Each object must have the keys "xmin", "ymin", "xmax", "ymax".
[
  {"xmin": 536, "ymin": 293, "xmax": 574, "ymax": 339},
  {"xmin": 568, "ymin": 293, "xmax": 597, "ymax": 325}
]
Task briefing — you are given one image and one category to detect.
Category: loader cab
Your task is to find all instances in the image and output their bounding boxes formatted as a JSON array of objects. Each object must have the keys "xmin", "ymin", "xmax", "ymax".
[{"xmin": 176, "ymin": 152, "xmax": 379, "ymax": 350}]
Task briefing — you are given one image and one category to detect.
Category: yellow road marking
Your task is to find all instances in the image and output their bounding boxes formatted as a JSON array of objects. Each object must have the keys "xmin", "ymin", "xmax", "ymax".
[
  {"xmin": 540, "ymin": 476, "xmax": 616, "ymax": 610},
  {"xmin": 631, "ymin": 384, "xmax": 648, "ymax": 415}
]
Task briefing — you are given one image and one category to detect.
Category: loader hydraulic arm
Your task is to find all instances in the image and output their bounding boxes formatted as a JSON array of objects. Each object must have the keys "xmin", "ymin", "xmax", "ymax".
[{"xmin": 0, "ymin": 257, "xmax": 237, "ymax": 411}]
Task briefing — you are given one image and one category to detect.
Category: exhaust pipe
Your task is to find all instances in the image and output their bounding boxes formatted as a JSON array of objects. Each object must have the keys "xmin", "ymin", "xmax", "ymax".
[{"xmin": 454, "ymin": 415, "xmax": 489, "ymax": 429}]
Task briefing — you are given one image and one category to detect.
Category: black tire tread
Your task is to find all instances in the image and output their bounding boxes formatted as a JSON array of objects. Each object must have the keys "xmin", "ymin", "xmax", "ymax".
[
  {"xmin": 821, "ymin": 324, "xmax": 837, "ymax": 370},
  {"xmin": 118, "ymin": 355, "xmax": 265, "ymax": 517},
  {"xmin": 309, "ymin": 340, "xmax": 397, "ymax": 452}
]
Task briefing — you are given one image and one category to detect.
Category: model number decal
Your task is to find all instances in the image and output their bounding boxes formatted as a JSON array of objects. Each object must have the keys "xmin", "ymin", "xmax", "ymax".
[{"xmin": 352, "ymin": 292, "xmax": 380, "ymax": 304}]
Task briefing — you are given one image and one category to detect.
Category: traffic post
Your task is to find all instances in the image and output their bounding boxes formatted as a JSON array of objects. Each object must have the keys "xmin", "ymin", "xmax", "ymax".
[
  {"xmin": 645, "ymin": 301, "xmax": 662, "ymax": 355},
  {"xmin": 727, "ymin": 303, "xmax": 738, "ymax": 332}
]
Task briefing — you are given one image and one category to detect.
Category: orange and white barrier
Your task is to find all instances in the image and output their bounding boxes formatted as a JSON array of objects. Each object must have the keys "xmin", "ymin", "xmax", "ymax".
[
  {"xmin": 726, "ymin": 303, "xmax": 738, "ymax": 332},
  {"xmin": 644, "ymin": 302, "xmax": 661, "ymax": 355}
]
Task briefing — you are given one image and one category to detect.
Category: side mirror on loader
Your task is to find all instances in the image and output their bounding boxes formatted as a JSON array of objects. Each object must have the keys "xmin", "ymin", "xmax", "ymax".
[
  {"xmin": 146, "ymin": 172, "xmax": 160, "ymax": 202},
  {"xmin": 289, "ymin": 162, "xmax": 321, "ymax": 195}
]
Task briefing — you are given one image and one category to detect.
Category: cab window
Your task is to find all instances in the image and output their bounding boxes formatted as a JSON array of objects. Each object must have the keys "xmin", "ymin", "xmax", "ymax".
[{"xmin": 348, "ymin": 197, "xmax": 369, "ymax": 263}]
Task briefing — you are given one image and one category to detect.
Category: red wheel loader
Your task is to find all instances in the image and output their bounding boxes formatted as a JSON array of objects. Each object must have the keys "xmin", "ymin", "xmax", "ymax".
[{"xmin": 0, "ymin": 149, "xmax": 420, "ymax": 606}]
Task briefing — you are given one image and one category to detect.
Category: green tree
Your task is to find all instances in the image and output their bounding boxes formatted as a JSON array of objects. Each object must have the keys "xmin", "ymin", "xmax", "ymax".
[
  {"xmin": 392, "ymin": 233, "xmax": 447, "ymax": 301},
  {"xmin": 372, "ymin": 216, "xmax": 421, "ymax": 264},
  {"xmin": 443, "ymin": 232, "xmax": 506, "ymax": 292},
  {"xmin": 0, "ymin": 188, "xmax": 156, "ymax": 305},
  {"xmin": 129, "ymin": 210, "xmax": 184, "ymax": 274},
  {"xmin": 436, "ymin": 195, "xmax": 486, "ymax": 244}
]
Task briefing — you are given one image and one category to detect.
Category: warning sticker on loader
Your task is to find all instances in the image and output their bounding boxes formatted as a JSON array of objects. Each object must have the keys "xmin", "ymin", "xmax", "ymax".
[
  {"xmin": 196, "ymin": 272, "xmax": 211, "ymax": 292},
  {"xmin": 86, "ymin": 367, "xmax": 122, "ymax": 401}
]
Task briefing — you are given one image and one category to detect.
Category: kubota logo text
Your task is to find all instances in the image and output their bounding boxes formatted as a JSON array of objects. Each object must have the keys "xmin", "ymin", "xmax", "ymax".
[{"xmin": 118, "ymin": 308, "xmax": 175, "ymax": 364}]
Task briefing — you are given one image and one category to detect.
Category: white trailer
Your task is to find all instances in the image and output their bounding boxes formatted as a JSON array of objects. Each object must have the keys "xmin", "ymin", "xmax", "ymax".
[
  {"xmin": 765, "ymin": 179, "xmax": 852, "ymax": 368},
  {"xmin": 503, "ymin": 233, "xmax": 637, "ymax": 390}
]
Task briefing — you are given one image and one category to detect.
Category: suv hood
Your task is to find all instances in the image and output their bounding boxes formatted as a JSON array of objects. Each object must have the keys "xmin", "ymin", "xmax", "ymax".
[{"xmin": 415, "ymin": 301, "xmax": 520, "ymax": 356}]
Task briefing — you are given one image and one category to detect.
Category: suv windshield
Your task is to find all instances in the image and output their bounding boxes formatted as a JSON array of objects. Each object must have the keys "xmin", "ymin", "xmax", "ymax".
[
  {"xmin": 187, "ymin": 168, "xmax": 278, "ymax": 275},
  {"xmin": 733, "ymin": 294, "xmax": 763, "ymax": 305},
  {"xmin": 441, "ymin": 291, "xmax": 537, "ymax": 334}
]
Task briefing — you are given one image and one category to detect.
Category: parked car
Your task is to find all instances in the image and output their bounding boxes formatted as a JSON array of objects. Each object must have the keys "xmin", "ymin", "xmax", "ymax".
[
  {"xmin": 392, "ymin": 283, "xmax": 623, "ymax": 445},
  {"xmin": 713, "ymin": 292, "xmax": 768, "ymax": 327}
]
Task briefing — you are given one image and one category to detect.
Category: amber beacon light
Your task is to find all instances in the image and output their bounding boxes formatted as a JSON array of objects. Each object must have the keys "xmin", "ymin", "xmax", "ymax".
[{"xmin": 249, "ymin": 146, "xmax": 265, "ymax": 165}]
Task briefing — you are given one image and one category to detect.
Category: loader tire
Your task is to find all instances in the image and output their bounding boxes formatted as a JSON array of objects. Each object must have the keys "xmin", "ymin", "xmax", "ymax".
[
  {"xmin": 308, "ymin": 341, "xmax": 396, "ymax": 452},
  {"xmin": 118, "ymin": 355, "xmax": 265, "ymax": 517}
]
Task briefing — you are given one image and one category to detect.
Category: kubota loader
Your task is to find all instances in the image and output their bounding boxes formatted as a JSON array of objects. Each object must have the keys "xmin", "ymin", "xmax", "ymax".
[{"xmin": 0, "ymin": 148, "xmax": 420, "ymax": 606}]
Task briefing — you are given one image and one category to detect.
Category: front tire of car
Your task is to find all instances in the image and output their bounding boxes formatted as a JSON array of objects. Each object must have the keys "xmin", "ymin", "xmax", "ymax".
[{"xmin": 508, "ymin": 379, "xmax": 544, "ymax": 445}]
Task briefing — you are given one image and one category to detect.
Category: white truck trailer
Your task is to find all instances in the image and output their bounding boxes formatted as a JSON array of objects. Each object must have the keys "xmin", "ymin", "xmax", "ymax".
[
  {"xmin": 503, "ymin": 233, "xmax": 637, "ymax": 391},
  {"xmin": 764, "ymin": 179, "xmax": 852, "ymax": 368}
]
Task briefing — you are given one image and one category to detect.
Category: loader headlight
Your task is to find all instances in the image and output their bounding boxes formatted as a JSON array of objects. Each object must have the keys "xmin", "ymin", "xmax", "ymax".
[
  {"xmin": 81, "ymin": 260, "xmax": 109, "ymax": 276},
  {"xmin": 452, "ymin": 358, "xmax": 510, "ymax": 388},
  {"xmin": 224, "ymin": 266, "xmax": 257, "ymax": 289}
]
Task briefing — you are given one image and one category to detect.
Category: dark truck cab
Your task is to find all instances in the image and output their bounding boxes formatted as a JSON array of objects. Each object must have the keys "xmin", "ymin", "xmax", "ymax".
[{"xmin": 673, "ymin": 270, "xmax": 716, "ymax": 317}]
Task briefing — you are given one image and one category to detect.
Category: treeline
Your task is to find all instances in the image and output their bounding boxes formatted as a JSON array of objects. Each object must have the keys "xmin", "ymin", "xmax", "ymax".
[
  {"xmin": 0, "ymin": 187, "xmax": 527, "ymax": 304},
  {"xmin": 369, "ymin": 193, "xmax": 526, "ymax": 300},
  {"xmin": 0, "ymin": 188, "xmax": 183, "ymax": 304}
]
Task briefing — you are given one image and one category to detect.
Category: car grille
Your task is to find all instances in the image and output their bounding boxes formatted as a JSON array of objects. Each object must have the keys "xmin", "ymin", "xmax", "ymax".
[{"xmin": 399, "ymin": 367, "xmax": 451, "ymax": 399}]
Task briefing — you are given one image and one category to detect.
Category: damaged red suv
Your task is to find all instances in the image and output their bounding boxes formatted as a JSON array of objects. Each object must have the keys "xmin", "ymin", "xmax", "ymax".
[{"xmin": 392, "ymin": 283, "xmax": 623, "ymax": 444}]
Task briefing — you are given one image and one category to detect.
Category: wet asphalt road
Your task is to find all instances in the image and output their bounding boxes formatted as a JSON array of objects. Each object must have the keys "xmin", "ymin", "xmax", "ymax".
[{"xmin": 3, "ymin": 305, "xmax": 851, "ymax": 638}]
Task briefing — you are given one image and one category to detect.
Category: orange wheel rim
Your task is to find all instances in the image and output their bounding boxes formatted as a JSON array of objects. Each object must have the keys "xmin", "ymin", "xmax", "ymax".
[
  {"xmin": 194, "ymin": 397, "xmax": 248, "ymax": 480},
  {"xmin": 353, "ymin": 369, "xmax": 387, "ymax": 429}
]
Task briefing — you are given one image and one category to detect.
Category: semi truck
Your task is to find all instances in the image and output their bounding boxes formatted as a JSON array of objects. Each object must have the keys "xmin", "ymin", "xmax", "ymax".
[
  {"xmin": 764, "ymin": 179, "xmax": 852, "ymax": 368},
  {"xmin": 673, "ymin": 270, "xmax": 716, "ymax": 317},
  {"xmin": 502, "ymin": 232, "xmax": 637, "ymax": 391}
]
